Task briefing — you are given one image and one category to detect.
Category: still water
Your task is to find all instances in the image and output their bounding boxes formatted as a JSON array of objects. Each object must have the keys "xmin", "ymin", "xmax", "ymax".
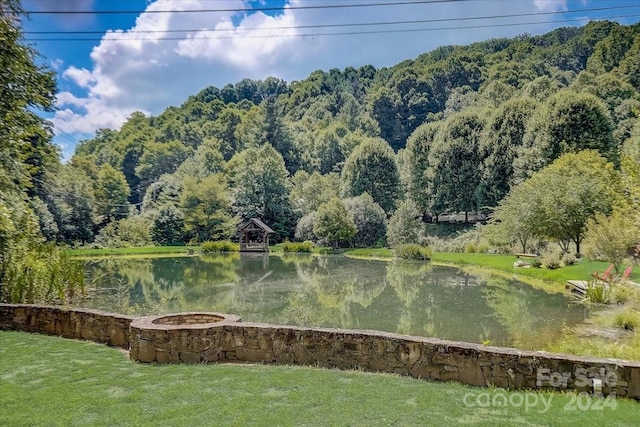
[{"xmin": 79, "ymin": 254, "xmax": 588, "ymax": 349}]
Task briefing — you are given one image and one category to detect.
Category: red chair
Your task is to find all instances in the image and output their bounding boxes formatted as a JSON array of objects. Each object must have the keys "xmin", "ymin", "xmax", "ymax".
[
  {"xmin": 620, "ymin": 266, "xmax": 633, "ymax": 282},
  {"xmin": 592, "ymin": 264, "xmax": 614, "ymax": 282}
]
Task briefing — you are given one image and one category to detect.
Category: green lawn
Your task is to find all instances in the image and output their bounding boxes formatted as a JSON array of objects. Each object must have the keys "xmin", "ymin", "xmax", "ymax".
[
  {"xmin": 1, "ymin": 331, "xmax": 638, "ymax": 426},
  {"xmin": 67, "ymin": 245, "xmax": 199, "ymax": 257},
  {"xmin": 344, "ymin": 249, "xmax": 639, "ymax": 286}
]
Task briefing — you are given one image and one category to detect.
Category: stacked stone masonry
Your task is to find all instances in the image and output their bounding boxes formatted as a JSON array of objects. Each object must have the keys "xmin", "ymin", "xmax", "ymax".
[{"xmin": 2, "ymin": 304, "xmax": 640, "ymax": 399}]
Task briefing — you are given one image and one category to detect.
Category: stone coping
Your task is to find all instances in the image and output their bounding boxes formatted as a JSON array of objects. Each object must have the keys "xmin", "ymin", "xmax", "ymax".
[{"xmin": 132, "ymin": 312, "xmax": 242, "ymax": 330}]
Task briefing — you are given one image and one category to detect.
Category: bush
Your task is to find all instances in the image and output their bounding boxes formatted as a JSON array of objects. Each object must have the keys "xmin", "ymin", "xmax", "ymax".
[
  {"xmin": 476, "ymin": 243, "xmax": 490, "ymax": 254},
  {"xmin": 614, "ymin": 309, "xmax": 640, "ymax": 330},
  {"xmin": 282, "ymin": 241, "xmax": 313, "ymax": 253},
  {"xmin": 541, "ymin": 250, "xmax": 562, "ymax": 269},
  {"xmin": 201, "ymin": 241, "xmax": 239, "ymax": 253},
  {"xmin": 531, "ymin": 258, "xmax": 542, "ymax": 268},
  {"xmin": 394, "ymin": 244, "xmax": 432, "ymax": 260},
  {"xmin": 562, "ymin": 253, "xmax": 577, "ymax": 266},
  {"xmin": 584, "ymin": 280, "xmax": 611, "ymax": 304},
  {"xmin": 464, "ymin": 243, "xmax": 477, "ymax": 253}
]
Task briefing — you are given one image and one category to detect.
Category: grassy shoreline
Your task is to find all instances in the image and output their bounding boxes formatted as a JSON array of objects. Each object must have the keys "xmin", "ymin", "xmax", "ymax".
[{"xmin": 68, "ymin": 245, "xmax": 639, "ymax": 286}]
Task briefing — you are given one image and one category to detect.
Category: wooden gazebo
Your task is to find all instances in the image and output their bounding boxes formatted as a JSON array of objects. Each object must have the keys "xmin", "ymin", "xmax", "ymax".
[{"xmin": 238, "ymin": 218, "xmax": 274, "ymax": 252}]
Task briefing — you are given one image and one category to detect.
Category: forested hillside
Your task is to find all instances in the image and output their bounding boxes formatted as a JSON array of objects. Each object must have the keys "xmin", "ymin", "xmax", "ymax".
[{"xmin": 27, "ymin": 20, "xmax": 640, "ymax": 247}]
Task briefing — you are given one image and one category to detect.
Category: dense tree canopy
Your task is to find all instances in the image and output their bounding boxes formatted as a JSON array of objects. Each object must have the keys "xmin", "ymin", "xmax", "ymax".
[{"xmin": 6, "ymin": 15, "xmax": 638, "ymax": 252}]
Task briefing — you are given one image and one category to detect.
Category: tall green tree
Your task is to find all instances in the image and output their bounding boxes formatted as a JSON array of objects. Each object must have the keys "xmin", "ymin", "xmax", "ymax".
[
  {"xmin": 344, "ymin": 192, "xmax": 387, "ymax": 247},
  {"xmin": 341, "ymin": 137, "xmax": 400, "ymax": 213},
  {"xmin": 95, "ymin": 164, "xmax": 131, "ymax": 223},
  {"xmin": 404, "ymin": 122, "xmax": 440, "ymax": 215},
  {"xmin": 313, "ymin": 197, "xmax": 356, "ymax": 248},
  {"xmin": 180, "ymin": 174, "xmax": 236, "ymax": 242},
  {"xmin": 490, "ymin": 150, "xmax": 619, "ymax": 255},
  {"xmin": 386, "ymin": 199, "xmax": 424, "ymax": 248},
  {"xmin": 226, "ymin": 144, "xmax": 295, "ymax": 240},
  {"xmin": 427, "ymin": 111, "xmax": 486, "ymax": 214},
  {"xmin": 290, "ymin": 171, "xmax": 339, "ymax": 217},
  {"xmin": 477, "ymin": 98, "xmax": 539, "ymax": 208},
  {"xmin": 515, "ymin": 92, "xmax": 615, "ymax": 181}
]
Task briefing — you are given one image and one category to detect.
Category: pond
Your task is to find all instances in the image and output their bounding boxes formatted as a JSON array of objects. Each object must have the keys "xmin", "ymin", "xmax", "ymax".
[{"xmin": 79, "ymin": 254, "xmax": 590, "ymax": 350}]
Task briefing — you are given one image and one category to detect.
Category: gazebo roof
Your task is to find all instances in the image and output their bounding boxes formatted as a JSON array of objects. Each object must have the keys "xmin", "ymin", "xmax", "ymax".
[{"xmin": 238, "ymin": 218, "xmax": 274, "ymax": 234}]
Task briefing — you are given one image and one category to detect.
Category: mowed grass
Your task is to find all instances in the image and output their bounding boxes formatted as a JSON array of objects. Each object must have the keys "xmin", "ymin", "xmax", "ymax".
[
  {"xmin": 1, "ymin": 331, "xmax": 638, "ymax": 427},
  {"xmin": 67, "ymin": 246, "xmax": 198, "ymax": 257},
  {"xmin": 345, "ymin": 250, "xmax": 639, "ymax": 286}
]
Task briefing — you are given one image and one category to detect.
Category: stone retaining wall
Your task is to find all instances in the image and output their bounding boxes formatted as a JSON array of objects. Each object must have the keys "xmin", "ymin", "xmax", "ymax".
[
  {"xmin": 2, "ymin": 304, "xmax": 640, "ymax": 399},
  {"xmin": 0, "ymin": 304, "xmax": 133, "ymax": 348}
]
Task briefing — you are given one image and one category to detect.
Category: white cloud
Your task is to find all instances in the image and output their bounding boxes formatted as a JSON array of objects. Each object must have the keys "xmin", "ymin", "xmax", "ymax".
[
  {"xmin": 62, "ymin": 66, "xmax": 95, "ymax": 88},
  {"xmin": 534, "ymin": 0, "xmax": 568, "ymax": 12}
]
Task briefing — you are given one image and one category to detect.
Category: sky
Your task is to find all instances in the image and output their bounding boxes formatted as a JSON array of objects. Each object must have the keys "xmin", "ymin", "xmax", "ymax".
[{"xmin": 19, "ymin": 0, "xmax": 640, "ymax": 160}]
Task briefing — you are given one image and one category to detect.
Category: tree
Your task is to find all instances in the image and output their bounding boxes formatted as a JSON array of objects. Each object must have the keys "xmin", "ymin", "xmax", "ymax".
[
  {"xmin": 294, "ymin": 211, "xmax": 318, "ymax": 242},
  {"xmin": 586, "ymin": 210, "xmax": 639, "ymax": 273},
  {"xmin": 515, "ymin": 92, "xmax": 615, "ymax": 181},
  {"xmin": 477, "ymin": 98, "xmax": 539, "ymax": 208},
  {"xmin": 135, "ymin": 140, "xmax": 192, "ymax": 189},
  {"xmin": 0, "ymin": 3, "xmax": 56, "ymax": 198},
  {"xmin": 180, "ymin": 175, "xmax": 236, "ymax": 242},
  {"xmin": 427, "ymin": 111, "xmax": 486, "ymax": 214},
  {"xmin": 1, "ymin": 4, "xmax": 84, "ymax": 303},
  {"xmin": 226, "ymin": 144, "xmax": 295, "ymax": 240},
  {"xmin": 95, "ymin": 164, "xmax": 130, "ymax": 223},
  {"xmin": 341, "ymin": 137, "xmax": 400, "ymax": 213},
  {"xmin": 53, "ymin": 165, "xmax": 97, "ymax": 243},
  {"xmin": 150, "ymin": 204, "xmax": 186, "ymax": 245},
  {"xmin": 484, "ymin": 183, "xmax": 543, "ymax": 254},
  {"xmin": 313, "ymin": 198, "xmax": 356, "ymax": 248},
  {"xmin": 404, "ymin": 122, "xmax": 440, "ymax": 215},
  {"xmin": 174, "ymin": 138, "xmax": 225, "ymax": 179},
  {"xmin": 344, "ymin": 193, "xmax": 387, "ymax": 247},
  {"xmin": 489, "ymin": 151, "xmax": 619, "ymax": 255},
  {"xmin": 386, "ymin": 199, "xmax": 424, "ymax": 248},
  {"xmin": 290, "ymin": 171, "xmax": 339, "ymax": 217}
]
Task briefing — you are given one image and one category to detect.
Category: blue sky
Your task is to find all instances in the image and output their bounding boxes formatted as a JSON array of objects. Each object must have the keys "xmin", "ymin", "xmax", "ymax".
[{"xmin": 19, "ymin": 0, "xmax": 640, "ymax": 160}]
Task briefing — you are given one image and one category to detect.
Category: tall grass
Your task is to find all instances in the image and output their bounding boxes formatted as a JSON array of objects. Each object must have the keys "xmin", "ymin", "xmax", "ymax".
[
  {"xmin": 583, "ymin": 280, "xmax": 611, "ymax": 304},
  {"xmin": 0, "ymin": 245, "xmax": 85, "ymax": 304},
  {"xmin": 282, "ymin": 241, "xmax": 313, "ymax": 253},
  {"xmin": 201, "ymin": 241, "xmax": 239, "ymax": 253},
  {"xmin": 393, "ymin": 244, "xmax": 432, "ymax": 260}
]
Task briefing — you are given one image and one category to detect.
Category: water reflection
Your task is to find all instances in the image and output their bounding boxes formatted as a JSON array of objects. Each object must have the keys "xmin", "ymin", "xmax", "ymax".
[{"xmin": 81, "ymin": 254, "xmax": 588, "ymax": 349}]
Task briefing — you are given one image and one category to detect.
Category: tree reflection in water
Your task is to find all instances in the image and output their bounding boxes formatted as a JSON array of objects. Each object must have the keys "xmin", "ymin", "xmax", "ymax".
[{"xmin": 80, "ymin": 255, "xmax": 589, "ymax": 349}]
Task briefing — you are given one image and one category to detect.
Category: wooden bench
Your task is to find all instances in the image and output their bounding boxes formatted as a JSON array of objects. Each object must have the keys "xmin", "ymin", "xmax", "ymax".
[{"xmin": 515, "ymin": 253, "xmax": 538, "ymax": 259}]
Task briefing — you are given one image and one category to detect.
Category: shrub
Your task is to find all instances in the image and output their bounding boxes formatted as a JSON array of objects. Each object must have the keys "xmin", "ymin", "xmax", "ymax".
[
  {"xmin": 464, "ymin": 243, "xmax": 477, "ymax": 253},
  {"xmin": 201, "ymin": 240, "xmax": 239, "ymax": 253},
  {"xmin": 562, "ymin": 253, "xmax": 577, "ymax": 266},
  {"xmin": 584, "ymin": 280, "xmax": 611, "ymax": 304},
  {"xmin": 394, "ymin": 244, "xmax": 432, "ymax": 260},
  {"xmin": 541, "ymin": 250, "xmax": 562, "ymax": 269},
  {"xmin": 614, "ymin": 309, "xmax": 640, "ymax": 330},
  {"xmin": 282, "ymin": 241, "xmax": 313, "ymax": 253},
  {"xmin": 476, "ymin": 243, "xmax": 490, "ymax": 254},
  {"xmin": 531, "ymin": 258, "xmax": 542, "ymax": 268}
]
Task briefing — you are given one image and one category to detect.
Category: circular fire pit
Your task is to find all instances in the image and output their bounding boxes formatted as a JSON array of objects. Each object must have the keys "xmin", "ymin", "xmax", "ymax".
[
  {"xmin": 152, "ymin": 313, "xmax": 227, "ymax": 326},
  {"xmin": 129, "ymin": 312, "xmax": 242, "ymax": 363}
]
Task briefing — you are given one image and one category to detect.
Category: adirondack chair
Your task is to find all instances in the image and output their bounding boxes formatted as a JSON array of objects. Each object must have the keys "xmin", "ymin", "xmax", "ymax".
[
  {"xmin": 592, "ymin": 264, "xmax": 615, "ymax": 282},
  {"xmin": 619, "ymin": 266, "xmax": 633, "ymax": 282}
]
